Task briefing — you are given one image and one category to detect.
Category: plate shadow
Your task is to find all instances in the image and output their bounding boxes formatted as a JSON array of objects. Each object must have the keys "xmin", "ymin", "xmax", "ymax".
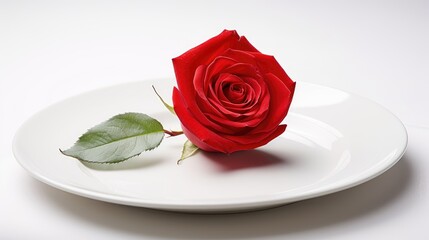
[{"xmin": 31, "ymin": 153, "xmax": 414, "ymax": 239}]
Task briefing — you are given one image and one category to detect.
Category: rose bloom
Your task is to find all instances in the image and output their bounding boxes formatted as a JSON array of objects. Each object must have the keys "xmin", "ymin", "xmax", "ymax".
[{"xmin": 172, "ymin": 30, "xmax": 295, "ymax": 153}]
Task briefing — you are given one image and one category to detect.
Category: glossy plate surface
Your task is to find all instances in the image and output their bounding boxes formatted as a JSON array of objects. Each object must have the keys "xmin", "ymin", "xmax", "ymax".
[{"xmin": 13, "ymin": 80, "xmax": 407, "ymax": 213}]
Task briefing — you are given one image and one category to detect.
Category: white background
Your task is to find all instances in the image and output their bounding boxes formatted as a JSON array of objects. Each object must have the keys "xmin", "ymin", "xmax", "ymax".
[{"xmin": 1, "ymin": 0, "xmax": 428, "ymax": 239}]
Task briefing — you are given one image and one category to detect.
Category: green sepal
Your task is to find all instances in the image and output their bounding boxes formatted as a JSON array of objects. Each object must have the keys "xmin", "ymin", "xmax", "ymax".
[
  {"xmin": 152, "ymin": 85, "xmax": 176, "ymax": 115},
  {"xmin": 177, "ymin": 140, "xmax": 199, "ymax": 164}
]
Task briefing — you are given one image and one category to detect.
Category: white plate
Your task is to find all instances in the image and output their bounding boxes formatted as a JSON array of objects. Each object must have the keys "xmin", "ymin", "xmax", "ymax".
[{"xmin": 13, "ymin": 79, "xmax": 407, "ymax": 213}]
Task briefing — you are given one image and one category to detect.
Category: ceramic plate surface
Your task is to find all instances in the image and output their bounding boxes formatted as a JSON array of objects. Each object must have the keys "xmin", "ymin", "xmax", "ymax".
[{"xmin": 13, "ymin": 79, "xmax": 407, "ymax": 213}]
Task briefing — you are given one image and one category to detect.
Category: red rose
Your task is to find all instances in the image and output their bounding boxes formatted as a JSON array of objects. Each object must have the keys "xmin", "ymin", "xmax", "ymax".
[{"xmin": 172, "ymin": 30, "xmax": 296, "ymax": 153}]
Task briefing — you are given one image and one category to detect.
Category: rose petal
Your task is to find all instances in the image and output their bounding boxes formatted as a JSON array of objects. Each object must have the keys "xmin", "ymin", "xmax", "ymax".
[
  {"xmin": 173, "ymin": 68, "xmax": 240, "ymax": 135},
  {"xmin": 234, "ymin": 36, "xmax": 260, "ymax": 53},
  {"xmin": 218, "ymin": 76, "xmax": 262, "ymax": 111},
  {"xmin": 173, "ymin": 30, "xmax": 241, "ymax": 107},
  {"xmin": 253, "ymin": 53, "xmax": 295, "ymax": 90},
  {"xmin": 205, "ymin": 56, "xmax": 238, "ymax": 85},
  {"xmin": 223, "ymin": 63, "xmax": 259, "ymax": 79},
  {"xmin": 225, "ymin": 125, "xmax": 287, "ymax": 149},
  {"xmin": 173, "ymin": 85, "xmax": 240, "ymax": 135},
  {"xmin": 223, "ymin": 49, "xmax": 258, "ymax": 66},
  {"xmin": 173, "ymin": 31, "xmax": 265, "ymax": 109},
  {"xmin": 250, "ymin": 73, "xmax": 293, "ymax": 134},
  {"xmin": 205, "ymin": 111, "xmax": 264, "ymax": 129},
  {"xmin": 206, "ymin": 74, "xmax": 269, "ymax": 122},
  {"xmin": 173, "ymin": 87, "xmax": 242, "ymax": 153},
  {"xmin": 206, "ymin": 74, "xmax": 248, "ymax": 118}
]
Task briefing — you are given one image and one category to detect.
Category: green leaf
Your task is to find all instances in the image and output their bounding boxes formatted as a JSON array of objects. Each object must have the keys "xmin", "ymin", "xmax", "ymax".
[
  {"xmin": 60, "ymin": 112, "xmax": 164, "ymax": 163},
  {"xmin": 152, "ymin": 85, "xmax": 176, "ymax": 115},
  {"xmin": 178, "ymin": 140, "xmax": 199, "ymax": 164}
]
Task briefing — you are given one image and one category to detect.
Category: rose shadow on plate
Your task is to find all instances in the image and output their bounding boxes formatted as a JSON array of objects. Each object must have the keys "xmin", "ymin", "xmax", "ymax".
[{"xmin": 202, "ymin": 149, "xmax": 287, "ymax": 171}]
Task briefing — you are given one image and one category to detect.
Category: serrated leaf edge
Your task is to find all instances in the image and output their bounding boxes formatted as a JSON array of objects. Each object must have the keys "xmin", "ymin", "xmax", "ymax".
[{"xmin": 60, "ymin": 138, "xmax": 163, "ymax": 164}]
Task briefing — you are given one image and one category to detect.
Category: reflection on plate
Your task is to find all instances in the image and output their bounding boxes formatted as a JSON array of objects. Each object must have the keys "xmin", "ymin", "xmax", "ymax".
[{"xmin": 13, "ymin": 79, "xmax": 407, "ymax": 213}]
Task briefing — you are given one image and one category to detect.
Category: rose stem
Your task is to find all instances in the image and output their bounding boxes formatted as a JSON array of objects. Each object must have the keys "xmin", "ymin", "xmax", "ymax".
[{"xmin": 164, "ymin": 129, "xmax": 184, "ymax": 137}]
